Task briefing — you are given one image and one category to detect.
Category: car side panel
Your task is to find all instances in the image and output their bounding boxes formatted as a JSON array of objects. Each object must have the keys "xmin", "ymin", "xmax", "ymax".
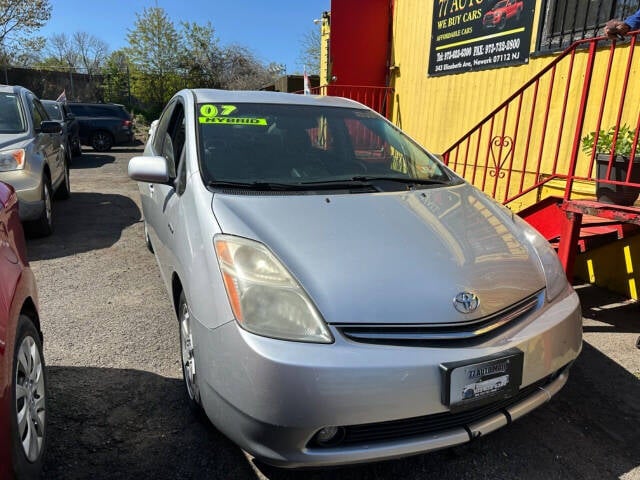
[{"xmin": 0, "ymin": 183, "xmax": 37, "ymax": 478}]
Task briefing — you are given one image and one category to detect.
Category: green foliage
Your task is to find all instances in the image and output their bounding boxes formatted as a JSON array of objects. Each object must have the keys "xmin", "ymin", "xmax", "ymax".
[
  {"xmin": 581, "ymin": 124, "xmax": 638, "ymax": 156},
  {"xmin": 0, "ymin": 0, "xmax": 51, "ymax": 65},
  {"xmin": 125, "ymin": 7, "xmax": 183, "ymax": 111}
]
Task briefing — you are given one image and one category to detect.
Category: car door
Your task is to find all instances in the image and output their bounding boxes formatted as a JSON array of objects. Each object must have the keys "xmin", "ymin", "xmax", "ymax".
[
  {"xmin": 26, "ymin": 94, "xmax": 63, "ymax": 185},
  {"xmin": 142, "ymin": 100, "xmax": 178, "ymax": 284},
  {"xmin": 154, "ymin": 102, "xmax": 189, "ymax": 286}
]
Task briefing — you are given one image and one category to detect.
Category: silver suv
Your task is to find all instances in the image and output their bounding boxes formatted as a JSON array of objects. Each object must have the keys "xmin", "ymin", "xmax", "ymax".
[{"xmin": 0, "ymin": 85, "xmax": 70, "ymax": 236}]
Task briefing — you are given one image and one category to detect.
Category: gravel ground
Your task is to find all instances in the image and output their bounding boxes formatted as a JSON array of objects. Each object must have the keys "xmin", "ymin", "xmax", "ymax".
[{"xmin": 25, "ymin": 146, "xmax": 640, "ymax": 479}]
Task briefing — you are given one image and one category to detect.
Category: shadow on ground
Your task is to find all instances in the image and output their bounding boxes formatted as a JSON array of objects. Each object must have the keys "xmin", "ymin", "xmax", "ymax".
[
  {"xmin": 577, "ymin": 283, "xmax": 640, "ymax": 334},
  {"xmin": 70, "ymin": 153, "xmax": 116, "ymax": 169},
  {"xmin": 41, "ymin": 347, "xmax": 640, "ymax": 479},
  {"xmin": 42, "ymin": 367, "xmax": 253, "ymax": 480},
  {"xmin": 26, "ymin": 192, "xmax": 140, "ymax": 261}
]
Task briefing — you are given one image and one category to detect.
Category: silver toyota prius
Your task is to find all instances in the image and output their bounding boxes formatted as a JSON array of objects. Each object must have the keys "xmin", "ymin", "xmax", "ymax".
[{"xmin": 129, "ymin": 89, "xmax": 582, "ymax": 468}]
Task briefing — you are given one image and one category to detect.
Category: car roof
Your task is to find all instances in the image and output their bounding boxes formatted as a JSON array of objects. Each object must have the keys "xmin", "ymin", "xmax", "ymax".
[
  {"xmin": 191, "ymin": 89, "xmax": 369, "ymax": 110},
  {"xmin": 0, "ymin": 84, "xmax": 31, "ymax": 95}
]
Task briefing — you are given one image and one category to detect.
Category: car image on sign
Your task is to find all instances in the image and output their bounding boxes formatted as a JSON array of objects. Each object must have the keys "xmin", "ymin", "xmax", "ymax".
[{"xmin": 128, "ymin": 89, "xmax": 582, "ymax": 468}]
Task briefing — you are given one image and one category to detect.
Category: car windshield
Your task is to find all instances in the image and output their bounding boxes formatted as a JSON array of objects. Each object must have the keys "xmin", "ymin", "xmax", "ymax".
[
  {"xmin": 43, "ymin": 102, "xmax": 63, "ymax": 120},
  {"xmin": 494, "ymin": 1, "xmax": 508, "ymax": 8},
  {"xmin": 197, "ymin": 103, "xmax": 453, "ymax": 190},
  {"xmin": 0, "ymin": 93, "xmax": 26, "ymax": 133}
]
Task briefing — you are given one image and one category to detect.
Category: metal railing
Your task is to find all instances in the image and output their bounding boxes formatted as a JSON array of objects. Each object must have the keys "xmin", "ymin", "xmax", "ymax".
[
  {"xmin": 442, "ymin": 32, "xmax": 640, "ymax": 210},
  {"xmin": 303, "ymin": 85, "xmax": 393, "ymax": 119}
]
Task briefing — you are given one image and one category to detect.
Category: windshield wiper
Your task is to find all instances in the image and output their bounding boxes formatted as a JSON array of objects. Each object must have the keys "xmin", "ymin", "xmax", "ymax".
[
  {"xmin": 207, "ymin": 180, "xmax": 378, "ymax": 191},
  {"xmin": 351, "ymin": 176, "xmax": 449, "ymax": 185},
  {"xmin": 296, "ymin": 179, "xmax": 379, "ymax": 190},
  {"xmin": 207, "ymin": 180, "xmax": 308, "ymax": 191},
  {"xmin": 350, "ymin": 176, "xmax": 450, "ymax": 188}
]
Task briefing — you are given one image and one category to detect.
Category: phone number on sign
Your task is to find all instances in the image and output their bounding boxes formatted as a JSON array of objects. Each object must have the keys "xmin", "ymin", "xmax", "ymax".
[{"xmin": 482, "ymin": 38, "xmax": 521, "ymax": 55}]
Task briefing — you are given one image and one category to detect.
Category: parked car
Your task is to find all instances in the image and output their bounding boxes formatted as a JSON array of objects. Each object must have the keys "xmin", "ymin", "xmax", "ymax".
[
  {"xmin": 0, "ymin": 181, "xmax": 47, "ymax": 479},
  {"xmin": 41, "ymin": 100, "xmax": 81, "ymax": 159},
  {"xmin": 0, "ymin": 85, "xmax": 70, "ymax": 237},
  {"xmin": 129, "ymin": 89, "xmax": 582, "ymax": 468},
  {"xmin": 483, "ymin": 0, "xmax": 523, "ymax": 29},
  {"xmin": 67, "ymin": 103, "xmax": 133, "ymax": 152}
]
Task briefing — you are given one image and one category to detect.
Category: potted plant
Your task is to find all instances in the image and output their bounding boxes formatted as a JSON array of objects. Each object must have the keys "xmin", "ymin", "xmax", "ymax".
[{"xmin": 581, "ymin": 124, "xmax": 640, "ymax": 205}]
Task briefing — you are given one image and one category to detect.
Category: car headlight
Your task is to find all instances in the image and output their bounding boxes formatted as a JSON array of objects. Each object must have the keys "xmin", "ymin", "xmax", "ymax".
[
  {"xmin": 214, "ymin": 234, "xmax": 333, "ymax": 343},
  {"xmin": 0, "ymin": 148, "xmax": 25, "ymax": 171},
  {"xmin": 514, "ymin": 216, "xmax": 568, "ymax": 302}
]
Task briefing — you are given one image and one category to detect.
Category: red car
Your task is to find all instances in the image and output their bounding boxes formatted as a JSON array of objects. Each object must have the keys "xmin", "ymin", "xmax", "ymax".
[
  {"xmin": 0, "ymin": 181, "xmax": 46, "ymax": 479},
  {"xmin": 483, "ymin": 0, "xmax": 524, "ymax": 29}
]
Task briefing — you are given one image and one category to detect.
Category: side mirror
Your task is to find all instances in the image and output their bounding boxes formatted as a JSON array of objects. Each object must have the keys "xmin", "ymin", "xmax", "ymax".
[
  {"xmin": 40, "ymin": 121, "xmax": 62, "ymax": 134},
  {"xmin": 128, "ymin": 156, "xmax": 170, "ymax": 183}
]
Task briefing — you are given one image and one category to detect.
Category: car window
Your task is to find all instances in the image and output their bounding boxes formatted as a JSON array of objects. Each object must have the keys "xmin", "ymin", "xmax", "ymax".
[
  {"xmin": 68, "ymin": 104, "xmax": 86, "ymax": 116},
  {"xmin": 43, "ymin": 102, "xmax": 63, "ymax": 121},
  {"xmin": 197, "ymin": 103, "xmax": 450, "ymax": 186},
  {"xmin": 0, "ymin": 93, "xmax": 26, "ymax": 133},
  {"xmin": 152, "ymin": 101, "xmax": 176, "ymax": 158},
  {"xmin": 160, "ymin": 104, "xmax": 186, "ymax": 180},
  {"xmin": 26, "ymin": 95, "xmax": 47, "ymax": 129}
]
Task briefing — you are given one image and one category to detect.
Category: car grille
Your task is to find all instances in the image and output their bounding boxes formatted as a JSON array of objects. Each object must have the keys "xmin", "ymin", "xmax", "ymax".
[
  {"xmin": 309, "ymin": 368, "xmax": 564, "ymax": 448},
  {"xmin": 336, "ymin": 291, "xmax": 542, "ymax": 347}
]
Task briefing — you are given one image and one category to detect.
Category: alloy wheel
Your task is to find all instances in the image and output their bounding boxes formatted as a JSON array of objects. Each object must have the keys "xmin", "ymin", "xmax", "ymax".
[
  {"xmin": 180, "ymin": 300, "xmax": 199, "ymax": 403},
  {"xmin": 15, "ymin": 335, "xmax": 46, "ymax": 462},
  {"xmin": 43, "ymin": 182, "xmax": 52, "ymax": 228}
]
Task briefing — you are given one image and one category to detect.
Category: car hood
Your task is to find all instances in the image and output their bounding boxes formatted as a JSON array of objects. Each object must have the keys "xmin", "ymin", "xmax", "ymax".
[
  {"xmin": 211, "ymin": 184, "xmax": 546, "ymax": 325},
  {"xmin": 0, "ymin": 133, "xmax": 31, "ymax": 150}
]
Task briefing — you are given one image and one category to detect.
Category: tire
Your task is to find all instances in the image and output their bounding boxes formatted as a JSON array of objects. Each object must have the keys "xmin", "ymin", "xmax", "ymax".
[
  {"xmin": 55, "ymin": 159, "xmax": 70, "ymax": 200},
  {"xmin": 90, "ymin": 131, "xmax": 114, "ymax": 152},
  {"xmin": 144, "ymin": 222, "xmax": 154, "ymax": 253},
  {"xmin": 10, "ymin": 315, "xmax": 47, "ymax": 479},
  {"xmin": 178, "ymin": 292, "xmax": 202, "ymax": 412},
  {"xmin": 71, "ymin": 139, "xmax": 82, "ymax": 157},
  {"xmin": 27, "ymin": 177, "xmax": 53, "ymax": 237},
  {"xmin": 498, "ymin": 14, "xmax": 506, "ymax": 29}
]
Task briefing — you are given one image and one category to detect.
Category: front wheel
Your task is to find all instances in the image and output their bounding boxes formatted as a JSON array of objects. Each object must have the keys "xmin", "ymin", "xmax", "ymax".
[
  {"xmin": 178, "ymin": 292, "xmax": 201, "ymax": 412},
  {"xmin": 91, "ymin": 131, "xmax": 113, "ymax": 152},
  {"xmin": 144, "ymin": 221, "xmax": 153, "ymax": 253},
  {"xmin": 55, "ymin": 159, "xmax": 70, "ymax": 200},
  {"xmin": 71, "ymin": 138, "xmax": 82, "ymax": 157},
  {"xmin": 27, "ymin": 177, "xmax": 53, "ymax": 237},
  {"xmin": 10, "ymin": 315, "xmax": 47, "ymax": 478}
]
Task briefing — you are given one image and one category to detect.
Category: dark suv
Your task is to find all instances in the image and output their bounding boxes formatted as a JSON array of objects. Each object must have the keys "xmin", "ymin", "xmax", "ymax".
[{"xmin": 67, "ymin": 103, "xmax": 134, "ymax": 152}]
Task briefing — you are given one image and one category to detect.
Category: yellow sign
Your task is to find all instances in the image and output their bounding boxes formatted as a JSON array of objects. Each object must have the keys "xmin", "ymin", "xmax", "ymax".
[
  {"xmin": 199, "ymin": 117, "xmax": 267, "ymax": 125},
  {"xmin": 200, "ymin": 104, "xmax": 237, "ymax": 118},
  {"xmin": 198, "ymin": 104, "xmax": 267, "ymax": 126}
]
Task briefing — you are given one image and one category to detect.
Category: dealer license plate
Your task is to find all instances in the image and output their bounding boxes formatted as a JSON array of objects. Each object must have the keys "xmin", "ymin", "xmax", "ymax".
[{"xmin": 440, "ymin": 349, "xmax": 523, "ymax": 413}]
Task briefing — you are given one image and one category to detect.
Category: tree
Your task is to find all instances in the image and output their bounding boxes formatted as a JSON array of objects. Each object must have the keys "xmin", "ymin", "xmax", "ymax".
[
  {"xmin": 218, "ymin": 45, "xmax": 272, "ymax": 90},
  {"xmin": 102, "ymin": 50, "xmax": 131, "ymax": 105},
  {"xmin": 296, "ymin": 25, "xmax": 321, "ymax": 75},
  {"xmin": 0, "ymin": 0, "xmax": 51, "ymax": 65},
  {"xmin": 73, "ymin": 32, "xmax": 109, "ymax": 75},
  {"xmin": 47, "ymin": 33, "xmax": 78, "ymax": 70},
  {"xmin": 125, "ymin": 6, "xmax": 182, "ymax": 112},
  {"xmin": 180, "ymin": 21, "xmax": 222, "ymax": 88}
]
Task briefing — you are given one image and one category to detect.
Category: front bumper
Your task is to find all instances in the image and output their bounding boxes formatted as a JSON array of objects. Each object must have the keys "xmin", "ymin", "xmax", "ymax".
[
  {"xmin": 0, "ymin": 170, "xmax": 44, "ymax": 220},
  {"xmin": 192, "ymin": 286, "xmax": 582, "ymax": 467}
]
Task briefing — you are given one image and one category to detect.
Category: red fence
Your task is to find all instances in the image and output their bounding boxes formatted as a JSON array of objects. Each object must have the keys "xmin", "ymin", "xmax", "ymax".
[
  {"xmin": 442, "ymin": 32, "xmax": 640, "ymax": 210},
  {"xmin": 305, "ymin": 85, "xmax": 393, "ymax": 119}
]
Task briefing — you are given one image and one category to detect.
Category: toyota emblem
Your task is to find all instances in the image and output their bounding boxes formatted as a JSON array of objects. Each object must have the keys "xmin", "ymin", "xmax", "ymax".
[{"xmin": 453, "ymin": 292, "xmax": 479, "ymax": 314}]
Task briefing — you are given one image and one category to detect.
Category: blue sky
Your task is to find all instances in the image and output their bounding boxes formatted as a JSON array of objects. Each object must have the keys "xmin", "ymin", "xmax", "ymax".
[{"xmin": 39, "ymin": 1, "xmax": 330, "ymax": 74}]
